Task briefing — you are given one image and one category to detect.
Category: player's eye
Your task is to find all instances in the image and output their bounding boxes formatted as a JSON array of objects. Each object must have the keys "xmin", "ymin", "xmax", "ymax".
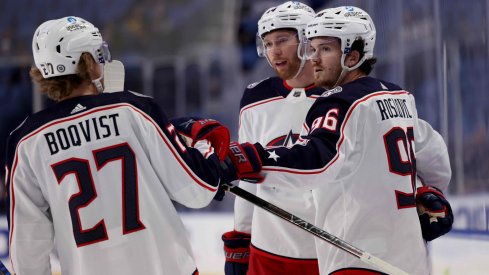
[
  {"xmin": 275, "ymin": 37, "xmax": 290, "ymax": 45},
  {"xmin": 263, "ymin": 41, "xmax": 273, "ymax": 49},
  {"xmin": 319, "ymin": 45, "xmax": 330, "ymax": 53}
]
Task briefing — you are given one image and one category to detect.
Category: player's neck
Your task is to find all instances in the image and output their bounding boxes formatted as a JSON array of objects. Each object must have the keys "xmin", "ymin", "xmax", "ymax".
[
  {"xmin": 340, "ymin": 69, "xmax": 367, "ymax": 86},
  {"xmin": 61, "ymin": 82, "xmax": 99, "ymax": 101}
]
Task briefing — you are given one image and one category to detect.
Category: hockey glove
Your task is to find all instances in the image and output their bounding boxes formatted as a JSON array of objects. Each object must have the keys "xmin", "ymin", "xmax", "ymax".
[
  {"xmin": 213, "ymin": 184, "xmax": 226, "ymax": 201},
  {"xmin": 222, "ymin": 142, "xmax": 264, "ymax": 183},
  {"xmin": 222, "ymin": 231, "xmax": 251, "ymax": 275},
  {"xmin": 170, "ymin": 117, "xmax": 230, "ymax": 161},
  {"xmin": 416, "ymin": 186, "xmax": 454, "ymax": 241}
]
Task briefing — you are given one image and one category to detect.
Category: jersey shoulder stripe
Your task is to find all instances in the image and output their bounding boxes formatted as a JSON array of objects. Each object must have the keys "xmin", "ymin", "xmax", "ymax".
[
  {"xmin": 240, "ymin": 77, "xmax": 285, "ymax": 109},
  {"xmin": 5, "ymin": 91, "xmax": 219, "ymax": 192},
  {"xmin": 262, "ymin": 77, "xmax": 411, "ymax": 173}
]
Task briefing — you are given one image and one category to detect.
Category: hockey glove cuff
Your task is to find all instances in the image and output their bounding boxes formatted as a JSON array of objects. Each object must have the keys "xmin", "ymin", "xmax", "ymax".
[
  {"xmin": 222, "ymin": 142, "xmax": 264, "ymax": 183},
  {"xmin": 416, "ymin": 186, "xmax": 454, "ymax": 241},
  {"xmin": 222, "ymin": 230, "xmax": 251, "ymax": 275},
  {"xmin": 170, "ymin": 117, "xmax": 230, "ymax": 160}
]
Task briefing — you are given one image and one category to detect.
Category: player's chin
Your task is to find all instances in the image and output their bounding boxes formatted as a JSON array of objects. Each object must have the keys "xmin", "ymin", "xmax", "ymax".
[
  {"xmin": 275, "ymin": 68, "xmax": 294, "ymax": 80},
  {"xmin": 314, "ymin": 74, "xmax": 332, "ymax": 89}
]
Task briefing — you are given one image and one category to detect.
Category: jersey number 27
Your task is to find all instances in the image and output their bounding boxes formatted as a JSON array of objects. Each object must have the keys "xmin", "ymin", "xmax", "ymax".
[{"xmin": 51, "ymin": 142, "xmax": 146, "ymax": 247}]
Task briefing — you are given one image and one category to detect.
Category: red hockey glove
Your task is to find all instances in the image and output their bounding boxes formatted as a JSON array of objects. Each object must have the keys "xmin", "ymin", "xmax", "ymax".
[
  {"xmin": 222, "ymin": 142, "xmax": 264, "ymax": 183},
  {"xmin": 416, "ymin": 186, "xmax": 454, "ymax": 241},
  {"xmin": 170, "ymin": 117, "xmax": 230, "ymax": 160},
  {"xmin": 222, "ymin": 231, "xmax": 251, "ymax": 275}
]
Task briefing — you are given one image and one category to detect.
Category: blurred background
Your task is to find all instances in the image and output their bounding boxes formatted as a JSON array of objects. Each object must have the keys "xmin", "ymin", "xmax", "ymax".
[{"xmin": 0, "ymin": 0, "xmax": 488, "ymax": 274}]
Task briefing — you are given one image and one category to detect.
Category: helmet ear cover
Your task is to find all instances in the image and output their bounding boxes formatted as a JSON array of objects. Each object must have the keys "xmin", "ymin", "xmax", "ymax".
[{"xmin": 32, "ymin": 16, "xmax": 110, "ymax": 79}]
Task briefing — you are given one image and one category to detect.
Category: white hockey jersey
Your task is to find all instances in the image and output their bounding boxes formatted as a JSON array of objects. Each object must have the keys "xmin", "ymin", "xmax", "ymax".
[
  {"xmin": 235, "ymin": 77, "xmax": 323, "ymax": 260},
  {"xmin": 259, "ymin": 77, "xmax": 451, "ymax": 275},
  {"xmin": 5, "ymin": 91, "xmax": 221, "ymax": 275}
]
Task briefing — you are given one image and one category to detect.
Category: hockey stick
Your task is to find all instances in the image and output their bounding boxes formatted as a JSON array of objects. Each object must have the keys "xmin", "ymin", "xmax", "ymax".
[
  {"xmin": 0, "ymin": 260, "xmax": 11, "ymax": 275},
  {"xmin": 222, "ymin": 183, "xmax": 409, "ymax": 275}
]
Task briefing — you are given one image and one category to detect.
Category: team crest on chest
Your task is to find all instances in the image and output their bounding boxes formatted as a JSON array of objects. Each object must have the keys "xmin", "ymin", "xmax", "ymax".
[{"xmin": 267, "ymin": 130, "xmax": 299, "ymax": 148}]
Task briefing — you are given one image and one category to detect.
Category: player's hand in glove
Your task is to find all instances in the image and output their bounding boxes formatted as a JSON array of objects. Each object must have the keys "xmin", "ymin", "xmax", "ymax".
[
  {"xmin": 213, "ymin": 184, "xmax": 226, "ymax": 201},
  {"xmin": 170, "ymin": 117, "xmax": 230, "ymax": 161},
  {"xmin": 222, "ymin": 231, "xmax": 251, "ymax": 275},
  {"xmin": 416, "ymin": 186, "xmax": 454, "ymax": 241},
  {"xmin": 221, "ymin": 142, "xmax": 265, "ymax": 183}
]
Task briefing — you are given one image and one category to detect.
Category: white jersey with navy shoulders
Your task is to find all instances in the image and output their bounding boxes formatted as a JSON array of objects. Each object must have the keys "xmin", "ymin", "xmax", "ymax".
[
  {"xmin": 259, "ymin": 77, "xmax": 451, "ymax": 274},
  {"xmin": 234, "ymin": 76, "xmax": 324, "ymax": 259},
  {"xmin": 5, "ymin": 91, "xmax": 221, "ymax": 275}
]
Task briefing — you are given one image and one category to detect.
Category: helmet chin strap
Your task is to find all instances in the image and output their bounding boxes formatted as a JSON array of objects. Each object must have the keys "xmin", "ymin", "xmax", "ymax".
[
  {"xmin": 291, "ymin": 38, "xmax": 308, "ymax": 79},
  {"xmin": 292, "ymin": 56, "xmax": 307, "ymax": 79},
  {"xmin": 332, "ymin": 54, "xmax": 368, "ymax": 88},
  {"xmin": 91, "ymin": 64, "xmax": 105, "ymax": 93}
]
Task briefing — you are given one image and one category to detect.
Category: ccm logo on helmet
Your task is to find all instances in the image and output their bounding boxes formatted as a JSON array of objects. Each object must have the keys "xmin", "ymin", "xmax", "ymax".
[
  {"xmin": 66, "ymin": 24, "xmax": 87, "ymax": 32},
  {"xmin": 344, "ymin": 12, "xmax": 363, "ymax": 17}
]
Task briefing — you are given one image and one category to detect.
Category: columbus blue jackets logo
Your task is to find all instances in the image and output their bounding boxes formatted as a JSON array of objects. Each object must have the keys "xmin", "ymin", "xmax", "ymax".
[{"xmin": 267, "ymin": 130, "xmax": 299, "ymax": 148}]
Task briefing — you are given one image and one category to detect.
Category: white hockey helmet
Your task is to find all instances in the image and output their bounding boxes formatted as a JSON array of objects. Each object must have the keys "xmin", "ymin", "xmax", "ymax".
[
  {"xmin": 256, "ymin": 1, "xmax": 315, "ymax": 61},
  {"xmin": 32, "ymin": 16, "xmax": 110, "ymax": 79},
  {"xmin": 306, "ymin": 6, "xmax": 376, "ymax": 71}
]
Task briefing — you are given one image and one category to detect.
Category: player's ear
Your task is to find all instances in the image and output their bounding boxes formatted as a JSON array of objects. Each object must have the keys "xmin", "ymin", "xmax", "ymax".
[{"xmin": 346, "ymin": 50, "xmax": 360, "ymax": 68}]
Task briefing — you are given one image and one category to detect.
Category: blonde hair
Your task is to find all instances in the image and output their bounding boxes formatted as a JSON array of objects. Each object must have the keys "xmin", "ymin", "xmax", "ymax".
[{"xmin": 30, "ymin": 53, "xmax": 97, "ymax": 101}]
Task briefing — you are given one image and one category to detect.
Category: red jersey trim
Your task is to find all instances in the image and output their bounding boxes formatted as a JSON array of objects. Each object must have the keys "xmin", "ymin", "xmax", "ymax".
[
  {"xmin": 262, "ymin": 91, "xmax": 410, "ymax": 174},
  {"xmin": 249, "ymin": 243, "xmax": 319, "ymax": 275},
  {"xmin": 330, "ymin": 267, "xmax": 387, "ymax": 275},
  {"xmin": 282, "ymin": 80, "xmax": 316, "ymax": 91},
  {"xmin": 8, "ymin": 103, "xmax": 217, "ymax": 252},
  {"xmin": 238, "ymin": 96, "xmax": 284, "ymax": 136},
  {"xmin": 251, "ymin": 243, "xmax": 318, "ymax": 262}
]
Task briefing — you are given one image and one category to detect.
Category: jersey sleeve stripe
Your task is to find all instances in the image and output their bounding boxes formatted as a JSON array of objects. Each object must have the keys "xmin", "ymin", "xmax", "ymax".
[
  {"xmin": 262, "ymin": 90, "xmax": 410, "ymax": 174},
  {"xmin": 239, "ymin": 96, "xmax": 283, "ymax": 129},
  {"xmin": 7, "ymin": 103, "xmax": 220, "ymax": 257},
  {"xmin": 239, "ymin": 96, "xmax": 283, "ymax": 117},
  {"xmin": 128, "ymin": 105, "xmax": 218, "ymax": 191}
]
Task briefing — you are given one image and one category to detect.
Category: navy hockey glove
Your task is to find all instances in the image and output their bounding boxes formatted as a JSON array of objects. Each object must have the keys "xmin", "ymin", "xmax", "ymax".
[
  {"xmin": 213, "ymin": 184, "xmax": 226, "ymax": 201},
  {"xmin": 222, "ymin": 231, "xmax": 251, "ymax": 275},
  {"xmin": 222, "ymin": 142, "xmax": 264, "ymax": 183},
  {"xmin": 170, "ymin": 117, "xmax": 230, "ymax": 161},
  {"xmin": 416, "ymin": 186, "xmax": 454, "ymax": 241}
]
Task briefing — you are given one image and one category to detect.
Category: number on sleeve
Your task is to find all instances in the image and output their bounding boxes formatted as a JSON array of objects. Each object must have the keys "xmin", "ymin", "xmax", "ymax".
[
  {"xmin": 322, "ymin": 108, "xmax": 339, "ymax": 132},
  {"xmin": 167, "ymin": 124, "xmax": 187, "ymax": 152},
  {"xmin": 310, "ymin": 108, "xmax": 340, "ymax": 133}
]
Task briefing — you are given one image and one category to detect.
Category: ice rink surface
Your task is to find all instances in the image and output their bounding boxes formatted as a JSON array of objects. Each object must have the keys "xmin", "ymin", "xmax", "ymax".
[{"xmin": 1, "ymin": 209, "xmax": 487, "ymax": 274}]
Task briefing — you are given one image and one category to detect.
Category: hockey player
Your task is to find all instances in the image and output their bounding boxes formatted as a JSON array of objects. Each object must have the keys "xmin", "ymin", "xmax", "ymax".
[
  {"xmin": 5, "ymin": 16, "xmax": 238, "ymax": 275},
  {"xmin": 222, "ymin": 2, "xmax": 323, "ymax": 275},
  {"xmin": 224, "ymin": 6, "xmax": 453, "ymax": 274}
]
